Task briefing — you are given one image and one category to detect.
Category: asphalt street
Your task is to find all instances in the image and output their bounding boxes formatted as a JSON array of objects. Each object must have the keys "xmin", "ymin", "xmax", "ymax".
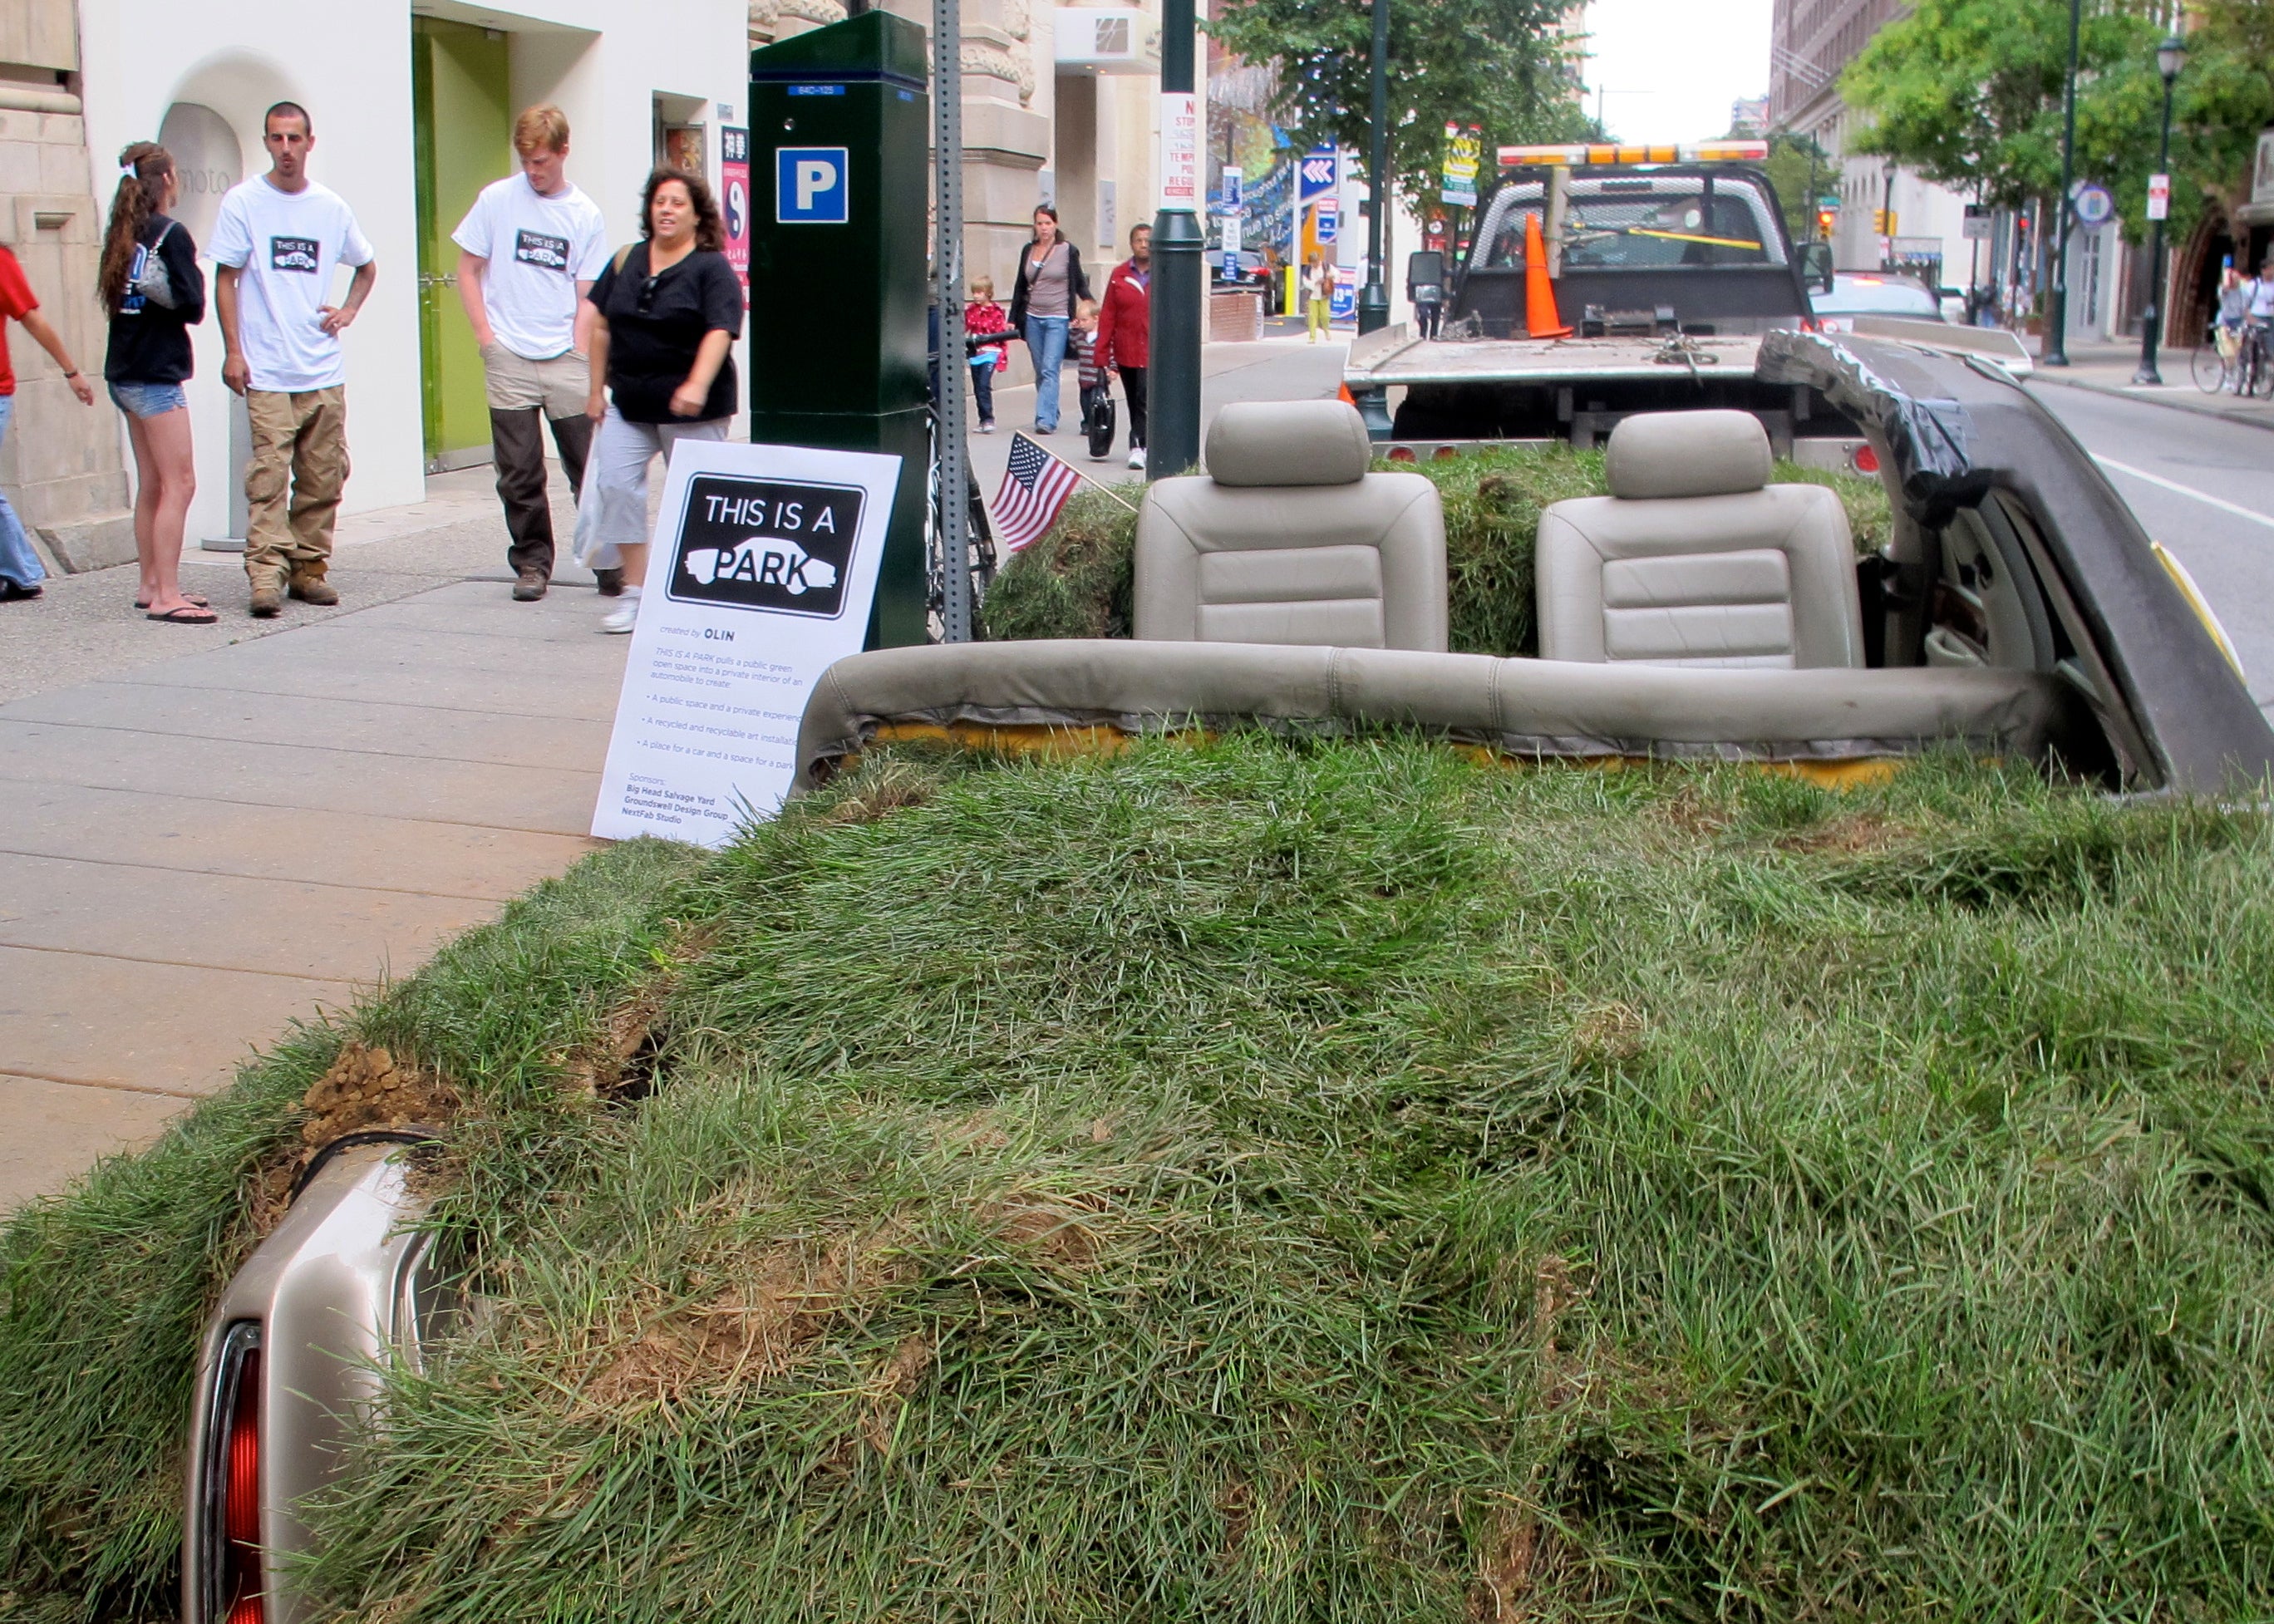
[{"xmin": 2025, "ymin": 382, "xmax": 2274, "ymax": 717}]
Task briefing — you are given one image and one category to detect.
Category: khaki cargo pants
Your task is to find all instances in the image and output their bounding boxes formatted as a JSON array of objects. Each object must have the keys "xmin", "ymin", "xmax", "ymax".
[{"xmin": 244, "ymin": 386, "xmax": 349, "ymax": 592}]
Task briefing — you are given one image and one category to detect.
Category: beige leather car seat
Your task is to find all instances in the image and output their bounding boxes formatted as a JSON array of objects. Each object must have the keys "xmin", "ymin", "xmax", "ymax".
[
  {"xmin": 1134, "ymin": 400, "xmax": 1449, "ymax": 650},
  {"xmin": 1535, "ymin": 410, "xmax": 1863, "ymax": 668}
]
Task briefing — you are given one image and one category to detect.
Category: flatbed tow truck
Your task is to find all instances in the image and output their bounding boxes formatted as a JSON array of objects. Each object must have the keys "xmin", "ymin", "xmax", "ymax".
[{"xmin": 1351, "ymin": 141, "xmax": 2029, "ymax": 468}]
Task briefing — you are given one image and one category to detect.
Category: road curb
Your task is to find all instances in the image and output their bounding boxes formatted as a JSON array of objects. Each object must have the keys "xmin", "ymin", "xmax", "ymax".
[{"xmin": 2025, "ymin": 369, "xmax": 2274, "ymax": 435}]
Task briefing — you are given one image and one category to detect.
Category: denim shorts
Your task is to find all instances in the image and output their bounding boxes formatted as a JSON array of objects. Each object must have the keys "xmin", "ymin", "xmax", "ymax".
[{"xmin": 109, "ymin": 381, "xmax": 187, "ymax": 419}]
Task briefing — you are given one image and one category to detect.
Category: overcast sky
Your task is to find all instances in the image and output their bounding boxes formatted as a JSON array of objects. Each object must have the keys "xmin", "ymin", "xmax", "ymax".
[{"xmin": 1578, "ymin": 0, "xmax": 1775, "ymax": 145}]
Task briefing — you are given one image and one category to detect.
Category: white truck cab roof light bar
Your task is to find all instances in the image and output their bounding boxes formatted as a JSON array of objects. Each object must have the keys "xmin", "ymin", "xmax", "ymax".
[{"xmin": 1495, "ymin": 140, "xmax": 1770, "ymax": 169}]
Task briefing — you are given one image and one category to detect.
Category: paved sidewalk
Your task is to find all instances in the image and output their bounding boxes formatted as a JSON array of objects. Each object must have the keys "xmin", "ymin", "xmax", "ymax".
[
  {"xmin": 2021, "ymin": 339, "xmax": 2274, "ymax": 433},
  {"xmin": 0, "ymin": 470, "xmax": 626, "ymax": 1210}
]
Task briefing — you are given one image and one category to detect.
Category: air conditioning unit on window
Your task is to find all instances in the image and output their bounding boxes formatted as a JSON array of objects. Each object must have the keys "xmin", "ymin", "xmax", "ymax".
[{"xmin": 1055, "ymin": 7, "xmax": 1159, "ymax": 76}]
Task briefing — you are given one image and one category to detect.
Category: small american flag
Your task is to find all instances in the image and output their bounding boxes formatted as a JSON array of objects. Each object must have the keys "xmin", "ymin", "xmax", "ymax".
[{"xmin": 992, "ymin": 432, "xmax": 1083, "ymax": 553}]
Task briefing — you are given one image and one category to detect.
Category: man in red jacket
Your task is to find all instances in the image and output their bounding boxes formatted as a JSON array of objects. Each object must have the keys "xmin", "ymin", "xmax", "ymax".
[{"xmin": 1094, "ymin": 224, "xmax": 1151, "ymax": 470}]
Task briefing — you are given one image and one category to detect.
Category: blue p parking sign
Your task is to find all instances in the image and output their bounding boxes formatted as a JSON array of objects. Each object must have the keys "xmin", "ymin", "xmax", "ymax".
[{"xmin": 776, "ymin": 146, "xmax": 849, "ymax": 224}]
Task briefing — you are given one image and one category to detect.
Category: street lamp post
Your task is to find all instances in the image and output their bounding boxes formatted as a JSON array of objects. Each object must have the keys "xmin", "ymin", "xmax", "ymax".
[
  {"xmin": 2044, "ymin": 0, "xmax": 2081, "ymax": 366},
  {"xmin": 1357, "ymin": 0, "xmax": 1390, "ymax": 336},
  {"xmin": 1148, "ymin": 0, "xmax": 1202, "ymax": 478},
  {"xmin": 2133, "ymin": 35, "xmax": 2187, "ymax": 386}
]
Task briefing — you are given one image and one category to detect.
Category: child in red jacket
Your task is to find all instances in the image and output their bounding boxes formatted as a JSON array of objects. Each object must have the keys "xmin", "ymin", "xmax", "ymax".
[{"xmin": 964, "ymin": 275, "xmax": 1011, "ymax": 433}]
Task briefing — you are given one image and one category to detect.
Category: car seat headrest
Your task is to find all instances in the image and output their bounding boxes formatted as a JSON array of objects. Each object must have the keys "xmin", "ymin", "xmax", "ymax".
[
  {"xmin": 1206, "ymin": 400, "xmax": 1372, "ymax": 488},
  {"xmin": 1605, "ymin": 410, "xmax": 1773, "ymax": 500}
]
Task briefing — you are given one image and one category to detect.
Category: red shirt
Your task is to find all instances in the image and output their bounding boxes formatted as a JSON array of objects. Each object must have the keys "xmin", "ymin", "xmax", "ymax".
[
  {"xmin": 0, "ymin": 246, "xmax": 37, "ymax": 396},
  {"xmin": 1095, "ymin": 258, "xmax": 1150, "ymax": 372}
]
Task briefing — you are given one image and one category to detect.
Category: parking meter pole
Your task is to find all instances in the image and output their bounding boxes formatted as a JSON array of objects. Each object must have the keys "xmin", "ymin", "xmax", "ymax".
[
  {"xmin": 932, "ymin": 0, "xmax": 972, "ymax": 641},
  {"xmin": 749, "ymin": 12, "xmax": 932, "ymax": 647},
  {"xmin": 2043, "ymin": 0, "xmax": 2080, "ymax": 367},
  {"xmin": 1148, "ymin": 0, "xmax": 1201, "ymax": 479}
]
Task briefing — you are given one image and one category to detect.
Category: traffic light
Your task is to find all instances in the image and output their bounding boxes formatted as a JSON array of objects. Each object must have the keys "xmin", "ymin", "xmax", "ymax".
[
  {"xmin": 1873, "ymin": 209, "xmax": 1897, "ymax": 235},
  {"xmin": 1816, "ymin": 208, "xmax": 1835, "ymax": 240}
]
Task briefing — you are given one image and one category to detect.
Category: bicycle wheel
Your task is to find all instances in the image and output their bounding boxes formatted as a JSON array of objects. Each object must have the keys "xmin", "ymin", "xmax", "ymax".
[
  {"xmin": 2193, "ymin": 342, "xmax": 2227, "ymax": 394},
  {"xmin": 2252, "ymin": 343, "xmax": 2274, "ymax": 399}
]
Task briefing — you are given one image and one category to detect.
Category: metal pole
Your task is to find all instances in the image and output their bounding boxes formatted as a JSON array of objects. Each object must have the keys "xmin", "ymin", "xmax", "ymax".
[
  {"xmin": 1357, "ymin": 0, "xmax": 1390, "ymax": 336},
  {"xmin": 932, "ymin": 0, "xmax": 972, "ymax": 639},
  {"xmin": 1148, "ymin": 0, "xmax": 1202, "ymax": 477},
  {"xmin": 2044, "ymin": 0, "xmax": 2080, "ymax": 366},
  {"xmin": 2134, "ymin": 67, "xmax": 2177, "ymax": 386}
]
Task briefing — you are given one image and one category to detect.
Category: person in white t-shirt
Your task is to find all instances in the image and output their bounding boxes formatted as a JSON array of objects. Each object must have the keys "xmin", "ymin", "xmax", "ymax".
[
  {"xmin": 454, "ymin": 104, "xmax": 609, "ymax": 601},
  {"xmin": 211, "ymin": 101, "xmax": 376, "ymax": 618}
]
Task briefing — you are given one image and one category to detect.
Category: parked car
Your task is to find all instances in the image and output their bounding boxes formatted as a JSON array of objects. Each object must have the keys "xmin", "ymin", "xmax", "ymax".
[
  {"xmin": 177, "ymin": 334, "xmax": 2270, "ymax": 1622},
  {"xmin": 1209, "ymin": 247, "xmax": 1282, "ymax": 312},
  {"xmin": 1809, "ymin": 271, "xmax": 1947, "ymax": 331}
]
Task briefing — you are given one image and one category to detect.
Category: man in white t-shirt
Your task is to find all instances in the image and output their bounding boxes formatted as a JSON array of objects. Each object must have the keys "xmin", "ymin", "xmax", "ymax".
[
  {"xmin": 454, "ymin": 104, "xmax": 610, "ymax": 601},
  {"xmin": 212, "ymin": 101, "xmax": 377, "ymax": 617}
]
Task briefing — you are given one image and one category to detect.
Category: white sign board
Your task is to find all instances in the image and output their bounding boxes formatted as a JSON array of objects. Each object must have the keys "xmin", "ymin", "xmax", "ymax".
[
  {"xmin": 591, "ymin": 440, "xmax": 902, "ymax": 845},
  {"xmin": 2146, "ymin": 172, "xmax": 2170, "ymax": 222},
  {"xmin": 1159, "ymin": 91, "xmax": 1199, "ymax": 209},
  {"xmin": 1223, "ymin": 213, "xmax": 1242, "ymax": 254}
]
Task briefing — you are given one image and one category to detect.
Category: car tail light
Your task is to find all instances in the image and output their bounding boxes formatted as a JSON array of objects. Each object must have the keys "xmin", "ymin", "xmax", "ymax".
[
  {"xmin": 1850, "ymin": 443, "xmax": 1880, "ymax": 475},
  {"xmin": 200, "ymin": 1322, "xmax": 264, "ymax": 1624}
]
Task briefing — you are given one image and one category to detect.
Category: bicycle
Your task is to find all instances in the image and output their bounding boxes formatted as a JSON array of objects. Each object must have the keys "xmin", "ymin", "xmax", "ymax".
[{"xmin": 2193, "ymin": 323, "xmax": 2232, "ymax": 393}]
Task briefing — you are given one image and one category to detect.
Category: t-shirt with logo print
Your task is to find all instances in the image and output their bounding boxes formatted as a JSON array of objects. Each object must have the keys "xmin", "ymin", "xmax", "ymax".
[
  {"xmin": 209, "ymin": 175, "xmax": 375, "ymax": 392},
  {"xmin": 450, "ymin": 174, "xmax": 608, "ymax": 361}
]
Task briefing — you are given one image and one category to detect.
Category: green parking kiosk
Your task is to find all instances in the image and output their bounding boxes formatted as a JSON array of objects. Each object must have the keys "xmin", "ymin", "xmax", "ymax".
[{"xmin": 748, "ymin": 12, "xmax": 929, "ymax": 648}]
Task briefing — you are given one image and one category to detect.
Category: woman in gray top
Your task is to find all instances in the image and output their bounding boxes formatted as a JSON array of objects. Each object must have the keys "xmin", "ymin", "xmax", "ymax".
[{"xmin": 1009, "ymin": 204, "xmax": 1091, "ymax": 436}]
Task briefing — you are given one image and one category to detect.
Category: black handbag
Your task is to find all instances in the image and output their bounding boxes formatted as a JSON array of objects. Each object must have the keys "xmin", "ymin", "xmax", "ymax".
[{"xmin": 1085, "ymin": 389, "xmax": 1116, "ymax": 460}]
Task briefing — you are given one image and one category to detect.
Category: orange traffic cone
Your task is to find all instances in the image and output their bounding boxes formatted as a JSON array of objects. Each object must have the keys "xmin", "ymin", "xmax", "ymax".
[{"xmin": 1523, "ymin": 213, "xmax": 1572, "ymax": 339}]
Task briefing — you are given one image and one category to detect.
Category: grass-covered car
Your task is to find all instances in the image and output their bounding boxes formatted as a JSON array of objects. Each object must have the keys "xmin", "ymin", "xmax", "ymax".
[{"xmin": 4, "ymin": 332, "xmax": 2273, "ymax": 1624}]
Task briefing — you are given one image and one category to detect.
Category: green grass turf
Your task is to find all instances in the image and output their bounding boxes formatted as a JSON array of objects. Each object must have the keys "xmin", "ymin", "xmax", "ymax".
[
  {"xmin": 5, "ymin": 741, "xmax": 2272, "ymax": 1622},
  {"xmin": 977, "ymin": 445, "xmax": 1893, "ymax": 655}
]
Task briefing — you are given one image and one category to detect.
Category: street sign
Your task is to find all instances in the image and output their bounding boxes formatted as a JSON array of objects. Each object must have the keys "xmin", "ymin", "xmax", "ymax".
[
  {"xmin": 1223, "ymin": 213, "xmax": 1242, "ymax": 254},
  {"xmin": 1220, "ymin": 165, "xmax": 1243, "ymax": 214},
  {"xmin": 1962, "ymin": 203, "xmax": 1992, "ymax": 241},
  {"xmin": 2147, "ymin": 172, "xmax": 2170, "ymax": 222},
  {"xmin": 1223, "ymin": 250, "xmax": 1240, "ymax": 279},
  {"xmin": 1440, "ymin": 123, "xmax": 1480, "ymax": 208},
  {"xmin": 1298, "ymin": 148, "xmax": 1338, "ymax": 204},
  {"xmin": 1159, "ymin": 91, "xmax": 1199, "ymax": 209},
  {"xmin": 721, "ymin": 127, "xmax": 751, "ymax": 293},
  {"xmin": 1818, "ymin": 193, "xmax": 1839, "ymax": 210},
  {"xmin": 776, "ymin": 146, "xmax": 849, "ymax": 224},
  {"xmin": 1316, "ymin": 196, "xmax": 1339, "ymax": 244},
  {"xmin": 2073, "ymin": 182, "xmax": 2114, "ymax": 229}
]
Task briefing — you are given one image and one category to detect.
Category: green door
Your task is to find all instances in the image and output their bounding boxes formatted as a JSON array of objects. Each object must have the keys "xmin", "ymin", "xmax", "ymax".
[{"xmin": 412, "ymin": 17, "xmax": 512, "ymax": 468}]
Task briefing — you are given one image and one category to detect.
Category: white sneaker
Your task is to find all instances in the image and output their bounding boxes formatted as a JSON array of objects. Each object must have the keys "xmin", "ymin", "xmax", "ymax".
[
  {"xmin": 602, "ymin": 589, "xmax": 640, "ymax": 634},
  {"xmin": 1127, "ymin": 447, "xmax": 1146, "ymax": 470}
]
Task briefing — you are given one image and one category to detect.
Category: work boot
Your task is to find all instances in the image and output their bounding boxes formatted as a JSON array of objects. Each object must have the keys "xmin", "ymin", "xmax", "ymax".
[
  {"xmin": 594, "ymin": 567, "xmax": 626, "ymax": 598},
  {"xmin": 512, "ymin": 568, "xmax": 548, "ymax": 602},
  {"xmin": 288, "ymin": 571, "xmax": 338, "ymax": 607},
  {"xmin": 249, "ymin": 584, "xmax": 283, "ymax": 618}
]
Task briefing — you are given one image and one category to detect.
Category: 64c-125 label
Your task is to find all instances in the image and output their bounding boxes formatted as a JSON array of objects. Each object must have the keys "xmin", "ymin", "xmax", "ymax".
[{"xmin": 666, "ymin": 474, "xmax": 864, "ymax": 619}]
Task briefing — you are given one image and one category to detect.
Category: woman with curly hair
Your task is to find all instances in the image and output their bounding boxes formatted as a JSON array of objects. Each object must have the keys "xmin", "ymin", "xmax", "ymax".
[
  {"xmin": 575, "ymin": 167, "xmax": 744, "ymax": 633},
  {"xmin": 100, "ymin": 140, "xmax": 211, "ymax": 623}
]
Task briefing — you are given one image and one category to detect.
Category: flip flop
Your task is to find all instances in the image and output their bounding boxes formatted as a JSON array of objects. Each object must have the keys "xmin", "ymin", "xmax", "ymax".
[
  {"xmin": 146, "ymin": 604, "xmax": 219, "ymax": 625},
  {"xmin": 136, "ymin": 593, "xmax": 209, "ymax": 609}
]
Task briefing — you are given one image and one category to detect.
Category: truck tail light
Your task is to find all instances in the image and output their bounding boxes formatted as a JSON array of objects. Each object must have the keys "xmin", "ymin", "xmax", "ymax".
[{"xmin": 1850, "ymin": 443, "xmax": 1880, "ymax": 475}]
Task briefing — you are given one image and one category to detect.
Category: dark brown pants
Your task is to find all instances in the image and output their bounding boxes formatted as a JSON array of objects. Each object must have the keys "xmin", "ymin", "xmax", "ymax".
[{"xmin": 492, "ymin": 407, "xmax": 593, "ymax": 580}]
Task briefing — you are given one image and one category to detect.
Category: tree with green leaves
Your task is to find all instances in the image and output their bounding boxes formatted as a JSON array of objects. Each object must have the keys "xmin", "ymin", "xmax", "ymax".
[
  {"xmin": 1838, "ymin": 0, "xmax": 2274, "ymax": 252},
  {"xmin": 1207, "ymin": 0, "xmax": 1593, "ymax": 220},
  {"xmin": 1841, "ymin": 0, "xmax": 2158, "ymax": 208}
]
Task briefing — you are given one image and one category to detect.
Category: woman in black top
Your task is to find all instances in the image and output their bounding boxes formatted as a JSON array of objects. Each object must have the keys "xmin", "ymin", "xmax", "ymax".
[
  {"xmin": 578, "ymin": 167, "xmax": 745, "ymax": 633},
  {"xmin": 100, "ymin": 140, "xmax": 210, "ymax": 623}
]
